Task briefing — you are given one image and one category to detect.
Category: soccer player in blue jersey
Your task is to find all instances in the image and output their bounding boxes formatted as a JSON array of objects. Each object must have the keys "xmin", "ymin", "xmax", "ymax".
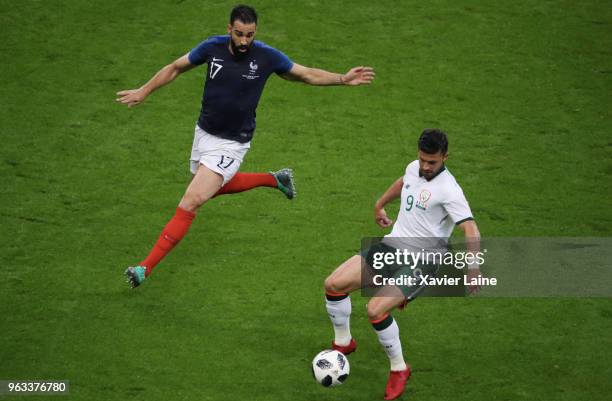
[{"xmin": 117, "ymin": 5, "xmax": 375, "ymax": 287}]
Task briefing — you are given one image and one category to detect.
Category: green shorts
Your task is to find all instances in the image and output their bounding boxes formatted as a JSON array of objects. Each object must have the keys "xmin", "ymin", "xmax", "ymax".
[{"xmin": 361, "ymin": 241, "xmax": 440, "ymax": 300}]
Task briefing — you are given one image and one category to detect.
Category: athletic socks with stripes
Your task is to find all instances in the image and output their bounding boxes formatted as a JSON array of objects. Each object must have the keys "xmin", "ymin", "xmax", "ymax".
[
  {"xmin": 325, "ymin": 293, "xmax": 352, "ymax": 347},
  {"xmin": 371, "ymin": 314, "xmax": 408, "ymax": 372}
]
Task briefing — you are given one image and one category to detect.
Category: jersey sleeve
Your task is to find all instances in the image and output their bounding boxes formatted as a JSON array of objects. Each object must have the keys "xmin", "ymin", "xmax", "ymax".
[
  {"xmin": 188, "ymin": 37, "xmax": 216, "ymax": 66},
  {"xmin": 443, "ymin": 185, "xmax": 474, "ymax": 225},
  {"xmin": 267, "ymin": 46, "xmax": 293, "ymax": 74},
  {"xmin": 402, "ymin": 161, "xmax": 417, "ymax": 184}
]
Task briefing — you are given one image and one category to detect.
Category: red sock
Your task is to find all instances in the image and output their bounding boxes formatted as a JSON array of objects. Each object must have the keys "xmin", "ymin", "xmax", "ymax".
[
  {"xmin": 140, "ymin": 207, "xmax": 196, "ymax": 276},
  {"xmin": 214, "ymin": 172, "xmax": 277, "ymax": 196}
]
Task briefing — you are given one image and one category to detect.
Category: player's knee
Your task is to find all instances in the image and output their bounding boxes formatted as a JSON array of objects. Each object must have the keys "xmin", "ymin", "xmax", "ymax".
[
  {"xmin": 324, "ymin": 276, "xmax": 344, "ymax": 294},
  {"xmin": 324, "ymin": 276, "xmax": 337, "ymax": 293},
  {"xmin": 180, "ymin": 192, "xmax": 210, "ymax": 212},
  {"xmin": 366, "ymin": 301, "xmax": 388, "ymax": 322}
]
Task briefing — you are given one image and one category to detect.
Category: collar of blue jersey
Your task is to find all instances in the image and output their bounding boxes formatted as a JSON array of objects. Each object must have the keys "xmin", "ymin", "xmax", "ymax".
[{"xmin": 419, "ymin": 164, "xmax": 446, "ymax": 181}]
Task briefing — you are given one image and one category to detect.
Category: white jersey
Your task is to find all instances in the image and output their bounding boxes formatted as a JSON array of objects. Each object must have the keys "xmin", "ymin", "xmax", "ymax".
[{"xmin": 387, "ymin": 160, "xmax": 473, "ymax": 241}]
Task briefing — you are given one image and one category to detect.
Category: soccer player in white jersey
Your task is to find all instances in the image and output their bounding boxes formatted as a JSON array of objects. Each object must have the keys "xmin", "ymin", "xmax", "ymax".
[{"xmin": 323, "ymin": 129, "xmax": 481, "ymax": 400}]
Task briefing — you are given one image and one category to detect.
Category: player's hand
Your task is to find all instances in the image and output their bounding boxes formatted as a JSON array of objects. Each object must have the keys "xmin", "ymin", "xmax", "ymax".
[
  {"xmin": 466, "ymin": 268, "xmax": 482, "ymax": 295},
  {"xmin": 342, "ymin": 66, "xmax": 375, "ymax": 86},
  {"xmin": 116, "ymin": 89, "xmax": 147, "ymax": 108},
  {"xmin": 374, "ymin": 207, "xmax": 393, "ymax": 228}
]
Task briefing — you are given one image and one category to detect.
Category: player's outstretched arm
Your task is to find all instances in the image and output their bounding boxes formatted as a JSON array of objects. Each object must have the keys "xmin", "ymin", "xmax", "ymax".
[
  {"xmin": 457, "ymin": 220, "xmax": 482, "ymax": 294},
  {"xmin": 281, "ymin": 63, "xmax": 375, "ymax": 86},
  {"xmin": 373, "ymin": 177, "xmax": 403, "ymax": 228},
  {"xmin": 116, "ymin": 54, "xmax": 195, "ymax": 108}
]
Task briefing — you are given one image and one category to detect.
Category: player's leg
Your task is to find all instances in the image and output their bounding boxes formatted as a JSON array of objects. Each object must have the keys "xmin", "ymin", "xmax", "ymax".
[
  {"xmin": 190, "ymin": 125, "xmax": 296, "ymax": 199},
  {"xmin": 125, "ymin": 164, "xmax": 223, "ymax": 288},
  {"xmin": 125, "ymin": 126, "xmax": 249, "ymax": 288},
  {"xmin": 214, "ymin": 168, "xmax": 296, "ymax": 199},
  {"xmin": 323, "ymin": 255, "xmax": 363, "ymax": 354},
  {"xmin": 367, "ymin": 292, "xmax": 409, "ymax": 372},
  {"xmin": 178, "ymin": 164, "xmax": 224, "ymax": 212},
  {"xmin": 325, "ymin": 255, "xmax": 364, "ymax": 294},
  {"xmin": 367, "ymin": 291, "xmax": 412, "ymax": 400}
]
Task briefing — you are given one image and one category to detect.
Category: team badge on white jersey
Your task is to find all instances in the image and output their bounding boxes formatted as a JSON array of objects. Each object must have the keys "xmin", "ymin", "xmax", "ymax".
[{"xmin": 416, "ymin": 189, "xmax": 432, "ymax": 210}]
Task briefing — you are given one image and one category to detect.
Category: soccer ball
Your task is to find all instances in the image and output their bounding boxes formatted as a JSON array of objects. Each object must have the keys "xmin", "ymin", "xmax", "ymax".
[{"xmin": 311, "ymin": 350, "xmax": 350, "ymax": 387}]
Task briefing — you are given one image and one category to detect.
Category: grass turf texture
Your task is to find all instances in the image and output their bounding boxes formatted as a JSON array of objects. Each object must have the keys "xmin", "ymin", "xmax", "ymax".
[{"xmin": 1, "ymin": 0, "xmax": 611, "ymax": 400}]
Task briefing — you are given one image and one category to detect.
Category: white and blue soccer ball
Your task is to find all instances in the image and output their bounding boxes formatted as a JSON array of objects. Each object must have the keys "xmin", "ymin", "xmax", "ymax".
[{"xmin": 312, "ymin": 350, "xmax": 350, "ymax": 387}]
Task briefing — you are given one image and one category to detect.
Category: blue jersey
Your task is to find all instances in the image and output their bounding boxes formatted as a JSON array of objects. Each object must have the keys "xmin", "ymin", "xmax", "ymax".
[{"xmin": 188, "ymin": 35, "xmax": 293, "ymax": 143}]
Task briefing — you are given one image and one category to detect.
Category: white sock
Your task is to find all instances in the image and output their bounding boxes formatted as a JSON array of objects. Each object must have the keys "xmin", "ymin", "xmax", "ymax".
[
  {"xmin": 325, "ymin": 295, "xmax": 352, "ymax": 346},
  {"xmin": 373, "ymin": 316, "xmax": 407, "ymax": 371}
]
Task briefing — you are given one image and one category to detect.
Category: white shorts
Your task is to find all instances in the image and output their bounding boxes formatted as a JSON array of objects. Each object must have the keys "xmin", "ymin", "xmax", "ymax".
[{"xmin": 190, "ymin": 125, "xmax": 251, "ymax": 184}]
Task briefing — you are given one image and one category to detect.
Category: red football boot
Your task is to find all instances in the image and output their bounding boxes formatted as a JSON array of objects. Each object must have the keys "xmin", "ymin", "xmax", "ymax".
[
  {"xmin": 384, "ymin": 366, "xmax": 411, "ymax": 400},
  {"xmin": 331, "ymin": 338, "xmax": 357, "ymax": 355}
]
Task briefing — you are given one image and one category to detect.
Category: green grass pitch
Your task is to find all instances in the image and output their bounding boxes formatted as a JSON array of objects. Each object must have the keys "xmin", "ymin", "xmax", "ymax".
[{"xmin": 1, "ymin": 0, "xmax": 611, "ymax": 400}]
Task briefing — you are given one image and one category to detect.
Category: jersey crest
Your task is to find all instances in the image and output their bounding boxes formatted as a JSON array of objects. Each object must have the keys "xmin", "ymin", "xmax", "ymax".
[
  {"xmin": 415, "ymin": 189, "xmax": 431, "ymax": 210},
  {"xmin": 243, "ymin": 59, "xmax": 260, "ymax": 80}
]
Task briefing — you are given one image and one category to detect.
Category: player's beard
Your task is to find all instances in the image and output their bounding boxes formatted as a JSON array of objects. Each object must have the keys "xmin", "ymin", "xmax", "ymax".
[
  {"xmin": 419, "ymin": 168, "xmax": 435, "ymax": 180},
  {"xmin": 231, "ymin": 41, "xmax": 251, "ymax": 59}
]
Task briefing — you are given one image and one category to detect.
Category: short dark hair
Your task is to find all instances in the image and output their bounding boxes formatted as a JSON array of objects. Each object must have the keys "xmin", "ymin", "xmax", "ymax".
[
  {"xmin": 418, "ymin": 128, "xmax": 448, "ymax": 155},
  {"xmin": 230, "ymin": 5, "xmax": 257, "ymax": 25}
]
